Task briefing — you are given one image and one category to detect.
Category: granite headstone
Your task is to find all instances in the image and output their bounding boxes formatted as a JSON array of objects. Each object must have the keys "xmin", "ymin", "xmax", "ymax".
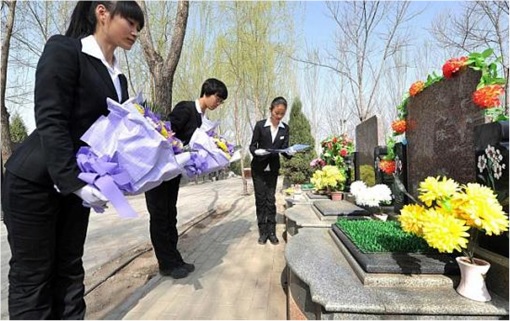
[
  {"xmin": 405, "ymin": 67, "xmax": 486, "ymax": 197},
  {"xmin": 354, "ymin": 115, "xmax": 384, "ymax": 186}
]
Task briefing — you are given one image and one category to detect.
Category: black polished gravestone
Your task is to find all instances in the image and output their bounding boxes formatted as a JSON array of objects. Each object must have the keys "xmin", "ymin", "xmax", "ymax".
[
  {"xmin": 393, "ymin": 142, "xmax": 408, "ymax": 212},
  {"xmin": 474, "ymin": 120, "xmax": 509, "ymax": 258},
  {"xmin": 354, "ymin": 116, "xmax": 384, "ymax": 186}
]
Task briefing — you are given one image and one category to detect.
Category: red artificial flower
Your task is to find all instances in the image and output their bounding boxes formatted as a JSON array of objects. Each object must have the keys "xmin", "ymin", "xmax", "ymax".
[
  {"xmin": 442, "ymin": 56, "xmax": 468, "ymax": 79},
  {"xmin": 332, "ymin": 137, "xmax": 338, "ymax": 143},
  {"xmin": 340, "ymin": 148, "xmax": 348, "ymax": 157},
  {"xmin": 378, "ymin": 160, "xmax": 396, "ymax": 175},
  {"xmin": 409, "ymin": 81, "xmax": 425, "ymax": 97},
  {"xmin": 472, "ymin": 85, "xmax": 505, "ymax": 109},
  {"xmin": 391, "ymin": 120, "xmax": 407, "ymax": 134}
]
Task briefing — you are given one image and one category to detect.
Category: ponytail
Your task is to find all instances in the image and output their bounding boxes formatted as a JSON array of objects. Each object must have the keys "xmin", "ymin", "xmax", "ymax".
[{"xmin": 66, "ymin": 1, "xmax": 99, "ymax": 39}]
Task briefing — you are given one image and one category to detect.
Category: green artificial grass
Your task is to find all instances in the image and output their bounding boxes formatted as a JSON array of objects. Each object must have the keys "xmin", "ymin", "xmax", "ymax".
[{"xmin": 335, "ymin": 219, "xmax": 437, "ymax": 254}]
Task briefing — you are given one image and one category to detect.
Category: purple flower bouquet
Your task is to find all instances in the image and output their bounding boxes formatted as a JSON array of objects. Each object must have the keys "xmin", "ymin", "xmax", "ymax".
[
  {"xmin": 184, "ymin": 127, "xmax": 231, "ymax": 176},
  {"xmin": 77, "ymin": 93, "xmax": 185, "ymax": 218}
]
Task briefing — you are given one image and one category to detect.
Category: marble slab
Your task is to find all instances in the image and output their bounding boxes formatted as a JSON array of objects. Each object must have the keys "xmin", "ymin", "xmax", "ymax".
[
  {"xmin": 313, "ymin": 200, "xmax": 368, "ymax": 217},
  {"xmin": 305, "ymin": 191, "xmax": 330, "ymax": 200},
  {"xmin": 285, "ymin": 228, "xmax": 509, "ymax": 318}
]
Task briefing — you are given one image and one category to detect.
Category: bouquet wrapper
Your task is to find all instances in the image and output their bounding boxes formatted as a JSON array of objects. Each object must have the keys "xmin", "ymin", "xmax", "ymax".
[
  {"xmin": 78, "ymin": 96, "xmax": 183, "ymax": 218},
  {"xmin": 186, "ymin": 128, "xmax": 230, "ymax": 176}
]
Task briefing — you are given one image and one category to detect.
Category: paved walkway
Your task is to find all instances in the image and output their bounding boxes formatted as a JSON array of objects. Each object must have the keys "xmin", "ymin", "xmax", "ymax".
[
  {"xmin": 2, "ymin": 176, "xmax": 287, "ymax": 320},
  {"xmin": 112, "ymin": 177, "xmax": 288, "ymax": 320}
]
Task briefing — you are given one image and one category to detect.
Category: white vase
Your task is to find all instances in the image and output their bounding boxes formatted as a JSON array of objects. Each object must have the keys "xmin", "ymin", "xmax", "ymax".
[{"xmin": 455, "ymin": 256, "xmax": 491, "ymax": 302}]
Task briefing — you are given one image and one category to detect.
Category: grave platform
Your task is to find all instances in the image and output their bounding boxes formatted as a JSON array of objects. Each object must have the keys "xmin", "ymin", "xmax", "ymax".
[
  {"xmin": 285, "ymin": 228, "xmax": 509, "ymax": 320},
  {"xmin": 284, "ymin": 200, "xmax": 368, "ymax": 239}
]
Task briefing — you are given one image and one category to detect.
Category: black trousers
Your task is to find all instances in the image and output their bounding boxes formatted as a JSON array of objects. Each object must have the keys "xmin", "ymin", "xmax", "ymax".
[
  {"xmin": 252, "ymin": 170, "xmax": 278, "ymax": 235},
  {"xmin": 144, "ymin": 175, "xmax": 184, "ymax": 270},
  {"xmin": 1, "ymin": 171, "xmax": 90, "ymax": 320}
]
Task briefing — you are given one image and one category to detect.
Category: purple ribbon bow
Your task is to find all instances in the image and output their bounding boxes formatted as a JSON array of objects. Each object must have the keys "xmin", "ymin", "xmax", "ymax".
[{"xmin": 76, "ymin": 147, "xmax": 138, "ymax": 218}]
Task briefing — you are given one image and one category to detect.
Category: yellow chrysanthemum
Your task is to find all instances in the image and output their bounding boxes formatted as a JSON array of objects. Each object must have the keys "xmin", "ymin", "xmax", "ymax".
[
  {"xmin": 421, "ymin": 209, "xmax": 470, "ymax": 253},
  {"xmin": 452, "ymin": 183, "xmax": 509, "ymax": 235},
  {"xmin": 399, "ymin": 204, "xmax": 426, "ymax": 236},
  {"xmin": 134, "ymin": 103, "xmax": 145, "ymax": 114},
  {"xmin": 310, "ymin": 165, "xmax": 345, "ymax": 191},
  {"xmin": 160, "ymin": 125, "xmax": 169, "ymax": 138},
  {"xmin": 418, "ymin": 176, "xmax": 459, "ymax": 207}
]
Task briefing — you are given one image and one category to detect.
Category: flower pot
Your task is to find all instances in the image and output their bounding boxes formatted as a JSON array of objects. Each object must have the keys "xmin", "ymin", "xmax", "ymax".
[
  {"xmin": 455, "ymin": 256, "xmax": 491, "ymax": 302},
  {"xmin": 330, "ymin": 191, "xmax": 343, "ymax": 201}
]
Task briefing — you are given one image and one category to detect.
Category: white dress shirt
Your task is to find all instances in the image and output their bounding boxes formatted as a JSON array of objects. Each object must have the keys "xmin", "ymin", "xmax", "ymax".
[{"xmin": 81, "ymin": 35, "xmax": 123, "ymax": 101}]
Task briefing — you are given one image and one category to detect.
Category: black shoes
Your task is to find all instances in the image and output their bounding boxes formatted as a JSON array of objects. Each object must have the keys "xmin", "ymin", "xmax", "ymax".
[
  {"xmin": 160, "ymin": 262, "xmax": 195, "ymax": 279},
  {"xmin": 258, "ymin": 234, "xmax": 268, "ymax": 245},
  {"xmin": 259, "ymin": 233, "xmax": 279, "ymax": 245},
  {"xmin": 268, "ymin": 233, "xmax": 279, "ymax": 245}
]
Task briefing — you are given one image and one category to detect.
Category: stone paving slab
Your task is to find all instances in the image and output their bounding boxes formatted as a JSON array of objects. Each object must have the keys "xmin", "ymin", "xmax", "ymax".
[{"xmin": 118, "ymin": 179, "xmax": 288, "ymax": 320}]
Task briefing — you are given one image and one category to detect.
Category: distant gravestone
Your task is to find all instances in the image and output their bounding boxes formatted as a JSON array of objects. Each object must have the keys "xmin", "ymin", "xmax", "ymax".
[
  {"xmin": 405, "ymin": 68, "xmax": 486, "ymax": 197},
  {"xmin": 355, "ymin": 116, "xmax": 384, "ymax": 186}
]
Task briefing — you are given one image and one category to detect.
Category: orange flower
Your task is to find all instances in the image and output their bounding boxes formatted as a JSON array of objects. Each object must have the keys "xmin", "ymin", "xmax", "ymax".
[
  {"xmin": 409, "ymin": 81, "xmax": 425, "ymax": 96},
  {"xmin": 378, "ymin": 160, "xmax": 396, "ymax": 175},
  {"xmin": 442, "ymin": 56, "xmax": 468, "ymax": 79},
  {"xmin": 391, "ymin": 120, "xmax": 407, "ymax": 134},
  {"xmin": 472, "ymin": 85, "xmax": 505, "ymax": 109}
]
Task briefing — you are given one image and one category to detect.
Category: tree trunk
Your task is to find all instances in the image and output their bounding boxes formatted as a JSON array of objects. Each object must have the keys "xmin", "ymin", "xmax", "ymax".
[
  {"xmin": 1, "ymin": 0, "xmax": 17, "ymax": 162},
  {"xmin": 138, "ymin": 0, "xmax": 189, "ymax": 116}
]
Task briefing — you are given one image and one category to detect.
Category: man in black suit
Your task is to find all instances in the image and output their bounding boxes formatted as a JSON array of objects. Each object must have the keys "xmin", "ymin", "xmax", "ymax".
[{"xmin": 145, "ymin": 78, "xmax": 228, "ymax": 279}]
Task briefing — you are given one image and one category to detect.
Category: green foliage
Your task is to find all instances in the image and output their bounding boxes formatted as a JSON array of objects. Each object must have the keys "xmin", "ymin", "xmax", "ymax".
[
  {"xmin": 336, "ymin": 219, "xmax": 435, "ymax": 254},
  {"xmin": 280, "ymin": 97, "xmax": 316, "ymax": 184},
  {"xmin": 9, "ymin": 113, "xmax": 28, "ymax": 143},
  {"xmin": 360, "ymin": 165, "xmax": 376, "ymax": 187}
]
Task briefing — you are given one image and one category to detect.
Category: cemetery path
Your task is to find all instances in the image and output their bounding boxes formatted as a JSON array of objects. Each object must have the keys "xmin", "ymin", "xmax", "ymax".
[{"xmin": 1, "ymin": 176, "xmax": 288, "ymax": 320}]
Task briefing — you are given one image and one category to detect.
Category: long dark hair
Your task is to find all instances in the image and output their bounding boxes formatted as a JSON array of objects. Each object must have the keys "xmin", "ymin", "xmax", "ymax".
[{"xmin": 65, "ymin": 1, "xmax": 145, "ymax": 39}]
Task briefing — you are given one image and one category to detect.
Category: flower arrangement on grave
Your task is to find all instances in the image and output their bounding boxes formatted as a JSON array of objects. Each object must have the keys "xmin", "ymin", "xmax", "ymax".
[
  {"xmin": 380, "ymin": 48, "xmax": 508, "ymax": 173},
  {"xmin": 350, "ymin": 180, "xmax": 392, "ymax": 219},
  {"xmin": 409, "ymin": 81, "xmax": 425, "ymax": 97},
  {"xmin": 398, "ymin": 176, "xmax": 509, "ymax": 264},
  {"xmin": 309, "ymin": 157, "xmax": 326, "ymax": 169},
  {"xmin": 310, "ymin": 165, "xmax": 346, "ymax": 193},
  {"xmin": 320, "ymin": 134, "xmax": 355, "ymax": 161},
  {"xmin": 316, "ymin": 134, "xmax": 355, "ymax": 186}
]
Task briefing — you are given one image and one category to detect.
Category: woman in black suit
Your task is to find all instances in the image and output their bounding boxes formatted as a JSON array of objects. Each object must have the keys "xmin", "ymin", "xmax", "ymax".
[
  {"xmin": 145, "ymin": 78, "xmax": 228, "ymax": 279},
  {"xmin": 249, "ymin": 97, "xmax": 295, "ymax": 245},
  {"xmin": 1, "ymin": 2, "xmax": 144, "ymax": 319}
]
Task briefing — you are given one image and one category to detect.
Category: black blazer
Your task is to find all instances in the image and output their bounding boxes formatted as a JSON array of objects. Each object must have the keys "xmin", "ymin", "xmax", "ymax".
[
  {"xmin": 4, "ymin": 35, "xmax": 128, "ymax": 195},
  {"xmin": 168, "ymin": 101, "xmax": 202, "ymax": 146},
  {"xmin": 249, "ymin": 119, "xmax": 291, "ymax": 174}
]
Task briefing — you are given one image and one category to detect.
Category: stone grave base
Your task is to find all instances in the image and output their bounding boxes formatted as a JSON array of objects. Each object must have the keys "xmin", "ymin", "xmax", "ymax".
[{"xmin": 331, "ymin": 225, "xmax": 459, "ymax": 287}]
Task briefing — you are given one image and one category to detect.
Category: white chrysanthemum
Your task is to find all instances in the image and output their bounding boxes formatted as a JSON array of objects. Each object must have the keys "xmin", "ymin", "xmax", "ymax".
[
  {"xmin": 350, "ymin": 181, "xmax": 367, "ymax": 197},
  {"xmin": 352, "ymin": 183, "xmax": 393, "ymax": 207}
]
